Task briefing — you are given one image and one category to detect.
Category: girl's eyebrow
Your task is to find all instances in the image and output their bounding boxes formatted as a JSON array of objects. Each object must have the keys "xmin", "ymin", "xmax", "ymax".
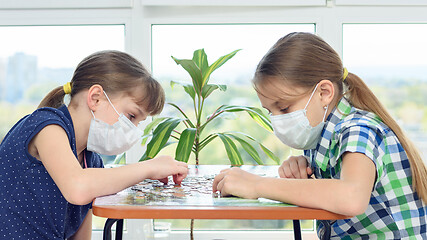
[{"xmin": 136, "ymin": 107, "xmax": 144, "ymax": 115}]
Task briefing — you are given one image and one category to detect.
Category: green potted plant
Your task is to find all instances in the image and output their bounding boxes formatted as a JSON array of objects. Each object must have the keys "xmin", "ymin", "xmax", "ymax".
[{"xmin": 138, "ymin": 48, "xmax": 279, "ymax": 166}]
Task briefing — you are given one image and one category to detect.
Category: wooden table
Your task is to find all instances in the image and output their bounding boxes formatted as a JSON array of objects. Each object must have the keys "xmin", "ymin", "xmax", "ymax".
[{"xmin": 92, "ymin": 165, "xmax": 349, "ymax": 240}]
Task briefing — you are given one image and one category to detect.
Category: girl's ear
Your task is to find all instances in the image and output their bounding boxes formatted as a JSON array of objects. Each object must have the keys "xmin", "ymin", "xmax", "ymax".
[
  {"xmin": 318, "ymin": 79, "xmax": 334, "ymax": 107},
  {"xmin": 87, "ymin": 84, "xmax": 104, "ymax": 111}
]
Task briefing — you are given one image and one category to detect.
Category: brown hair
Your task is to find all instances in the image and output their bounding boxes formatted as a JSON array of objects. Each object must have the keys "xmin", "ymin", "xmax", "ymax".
[
  {"xmin": 38, "ymin": 50, "xmax": 165, "ymax": 115},
  {"xmin": 253, "ymin": 32, "xmax": 427, "ymax": 203}
]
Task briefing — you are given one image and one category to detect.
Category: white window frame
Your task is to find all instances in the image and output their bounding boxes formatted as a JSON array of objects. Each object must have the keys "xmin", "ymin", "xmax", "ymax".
[
  {"xmin": 0, "ymin": 0, "xmax": 133, "ymax": 9},
  {"xmin": 2, "ymin": 1, "xmax": 427, "ymax": 239},
  {"xmin": 140, "ymin": 0, "xmax": 326, "ymax": 7},
  {"xmin": 335, "ymin": 0, "xmax": 427, "ymax": 6}
]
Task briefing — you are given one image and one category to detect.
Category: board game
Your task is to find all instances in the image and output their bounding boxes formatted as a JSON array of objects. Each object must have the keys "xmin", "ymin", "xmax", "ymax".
[{"xmin": 94, "ymin": 165, "xmax": 293, "ymax": 207}]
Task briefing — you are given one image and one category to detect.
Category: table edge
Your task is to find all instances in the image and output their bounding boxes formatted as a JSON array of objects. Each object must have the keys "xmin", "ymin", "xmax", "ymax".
[{"xmin": 92, "ymin": 204, "xmax": 351, "ymax": 220}]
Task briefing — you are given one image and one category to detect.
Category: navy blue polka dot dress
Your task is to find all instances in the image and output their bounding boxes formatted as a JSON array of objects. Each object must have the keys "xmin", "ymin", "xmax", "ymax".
[{"xmin": 0, "ymin": 105, "xmax": 104, "ymax": 239}]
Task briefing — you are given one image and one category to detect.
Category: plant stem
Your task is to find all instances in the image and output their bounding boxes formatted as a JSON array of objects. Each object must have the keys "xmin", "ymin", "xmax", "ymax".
[
  {"xmin": 193, "ymin": 95, "xmax": 198, "ymax": 123},
  {"xmin": 197, "ymin": 97, "xmax": 205, "ymax": 125},
  {"xmin": 190, "ymin": 219, "xmax": 194, "ymax": 240},
  {"xmin": 194, "ymin": 95, "xmax": 204, "ymax": 166},
  {"xmin": 194, "ymin": 136, "xmax": 199, "ymax": 165},
  {"xmin": 198, "ymin": 96, "xmax": 202, "ymax": 118},
  {"xmin": 171, "ymin": 135, "xmax": 180, "ymax": 141}
]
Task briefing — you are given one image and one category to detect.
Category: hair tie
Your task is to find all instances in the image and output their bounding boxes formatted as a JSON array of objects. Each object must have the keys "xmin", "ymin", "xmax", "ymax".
[
  {"xmin": 63, "ymin": 82, "xmax": 72, "ymax": 94},
  {"xmin": 342, "ymin": 68, "xmax": 348, "ymax": 81}
]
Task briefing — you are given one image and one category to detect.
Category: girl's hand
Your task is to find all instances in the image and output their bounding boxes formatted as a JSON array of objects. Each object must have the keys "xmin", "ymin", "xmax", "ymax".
[
  {"xmin": 143, "ymin": 156, "xmax": 189, "ymax": 185},
  {"xmin": 212, "ymin": 167, "xmax": 262, "ymax": 199},
  {"xmin": 278, "ymin": 155, "xmax": 313, "ymax": 179}
]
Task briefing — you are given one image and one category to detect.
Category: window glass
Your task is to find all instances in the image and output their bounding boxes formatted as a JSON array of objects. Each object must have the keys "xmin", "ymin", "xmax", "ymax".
[
  {"xmin": 0, "ymin": 25, "xmax": 125, "ymax": 231},
  {"xmin": 343, "ymin": 24, "xmax": 427, "ymax": 162},
  {"xmin": 0, "ymin": 25, "xmax": 124, "ymax": 163},
  {"xmin": 152, "ymin": 24, "xmax": 315, "ymax": 165},
  {"xmin": 152, "ymin": 23, "xmax": 315, "ymax": 231}
]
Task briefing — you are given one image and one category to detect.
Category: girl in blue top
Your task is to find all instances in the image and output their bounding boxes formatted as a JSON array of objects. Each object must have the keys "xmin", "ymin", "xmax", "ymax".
[
  {"xmin": 213, "ymin": 32, "xmax": 427, "ymax": 239},
  {"xmin": 0, "ymin": 50, "xmax": 188, "ymax": 240}
]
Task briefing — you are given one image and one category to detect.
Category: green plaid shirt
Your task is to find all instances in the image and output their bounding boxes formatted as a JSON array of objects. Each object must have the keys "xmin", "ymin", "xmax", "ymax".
[{"xmin": 305, "ymin": 97, "xmax": 427, "ymax": 239}]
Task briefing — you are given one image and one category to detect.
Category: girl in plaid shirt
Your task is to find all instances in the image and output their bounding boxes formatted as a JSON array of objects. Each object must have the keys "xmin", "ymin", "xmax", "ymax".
[{"xmin": 213, "ymin": 32, "xmax": 427, "ymax": 239}]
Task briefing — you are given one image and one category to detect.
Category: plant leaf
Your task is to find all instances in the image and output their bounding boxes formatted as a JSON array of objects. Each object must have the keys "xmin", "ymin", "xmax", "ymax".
[
  {"xmin": 141, "ymin": 117, "xmax": 167, "ymax": 146},
  {"xmin": 225, "ymin": 133, "xmax": 263, "ymax": 165},
  {"xmin": 170, "ymin": 80, "xmax": 196, "ymax": 100},
  {"xmin": 219, "ymin": 105, "xmax": 273, "ymax": 132},
  {"xmin": 201, "ymin": 83, "xmax": 227, "ymax": 99},
  {"xmin": 202, "ymin": 49, "xmax": 241, "ymax": 86},
  {"xmin": 139, "ymin": 118, "xmax": 182, "ymax": 161},
  {"xmin": 198, "ymin": 134, "xmax": 218, "ymax": 151},
  {"xmin": 113, "ymin": 152, "xmax": 126, "ymax": 165},
  {"xmin": 192, "ymin": 49, "xmax": 209, "ymax": 73},
  {"xmin": 172, "ymin": 57, "xmax": 203, "ymax": 95},
  {"xmin": 259, "ymin": 144, "xmax": 280, "ymax": 165},
  {"xmin": 141, "ymin": 134, "xmax": 152, "ymax": 146},
  {"xmin": 175, "ymin": 128, "xmax": 197, "ymax": 163},
  {"xmin": 225, "ymin": 131, "xmax": 279, "ymax": 165},
  {"xmin": 168, "ymin": 102, "xmax": 195, "ymax": 128},
  {"xmin": 216, "ymin": 133, "xmax": 243, "ymax": 166}
]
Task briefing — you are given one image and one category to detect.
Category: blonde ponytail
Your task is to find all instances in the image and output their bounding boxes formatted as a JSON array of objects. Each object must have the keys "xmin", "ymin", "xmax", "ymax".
[{"xmin": 345, "ymin": 73, "xmax": 427, "ymax": 203}]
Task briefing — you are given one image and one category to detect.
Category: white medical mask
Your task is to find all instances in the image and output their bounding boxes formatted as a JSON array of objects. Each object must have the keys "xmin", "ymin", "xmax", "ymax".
[
  {"xmin": 87, "ymin": 91, "xmax": 144, "ymax": 155},
  {"xmin": 270, "ymin": 84, "xmax": 328, "ymax": 150}
]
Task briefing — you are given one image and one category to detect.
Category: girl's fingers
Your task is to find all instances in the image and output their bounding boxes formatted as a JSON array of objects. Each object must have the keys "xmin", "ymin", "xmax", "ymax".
[
  {"xmin": 173, "ymin": 174, "xmax": 179, "ymax": 185},
  {"xmin": 289, "ymin": 160, "xmax": 300, "ymax": 178},
  {"xmin": 307, "ymin": 167, "xmax": 313, "ymax": 177},
  {"xmin": 300, "ymin": 167, "xmax": 308, "ymax": 179},
  {"xmin": 216, "ymin": 177, "xmax": 229, "ymax": 197},
  {"xmin": 173, "ymin": 173, "xmax": 186, "ymax": 185},
  {"xmin": 212, "ymin": 172, "xmax": 226, "ymax": 192},
  {"xmin": 159, "ymin": 177, "xmax": 168, "ymax": 184},
  {"xmin": 172, "ymin": 165, "xmax": 189, "ymax": 184},
  {"xmin": 213, "ymin": 168, "xmax": 231, "ymax": 192},
  {"xmin": 283, "ymin": 165, "xmax": 293, "ymax": 178},
  {"xmin": 299, "ymin": 163, "xmax": 308, "ymax": 179},
  {"xmin": 177, "ymin": 165, "xmax": 189, "ymax": 175},
  {"xmin": 177, "ymin": 161, "xmax": 189, "ymax": 168},
  {"xmin": 278, "ymin": 166, "xmax": 286, "ymax": 178}
]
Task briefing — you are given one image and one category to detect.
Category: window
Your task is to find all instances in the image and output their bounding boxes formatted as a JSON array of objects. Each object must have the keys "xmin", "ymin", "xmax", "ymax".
[
  {"xmin": 343, "ymin": 24, "xmax": 427, "ymax": 162},
  {"xmin": 0, "ymin": 25, "xmax": 124, "ymax": 143},
  {"xmin": 152, "ymin": 24, "xmax": 315, "ymax": 165},
  {"xmin": 151, "ymin": 23, "xmax": 316, "ymax": 234},
  {"xmin": 0, "ymin": 24, "xmax": 125, "ymax": 232}
]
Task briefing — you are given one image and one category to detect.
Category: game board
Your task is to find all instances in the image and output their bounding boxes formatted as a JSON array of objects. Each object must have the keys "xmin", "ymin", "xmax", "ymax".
[
  {"xmin": 95, "ymin": 165, "xmax": 292, "ymax": 207},
  {"xmin": 131, "ymin": 175, "xmax": 218, "ymax": 200}
]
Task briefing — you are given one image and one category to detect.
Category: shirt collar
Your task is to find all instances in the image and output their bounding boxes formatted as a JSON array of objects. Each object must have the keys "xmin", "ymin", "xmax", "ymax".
[
  {"xmin": 327, "ymin": 96, "xmax": 353, "ymax": 125},
  {"xmin": 312, "ymin": 96, "xmax": 353, "ymax": 171}
]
